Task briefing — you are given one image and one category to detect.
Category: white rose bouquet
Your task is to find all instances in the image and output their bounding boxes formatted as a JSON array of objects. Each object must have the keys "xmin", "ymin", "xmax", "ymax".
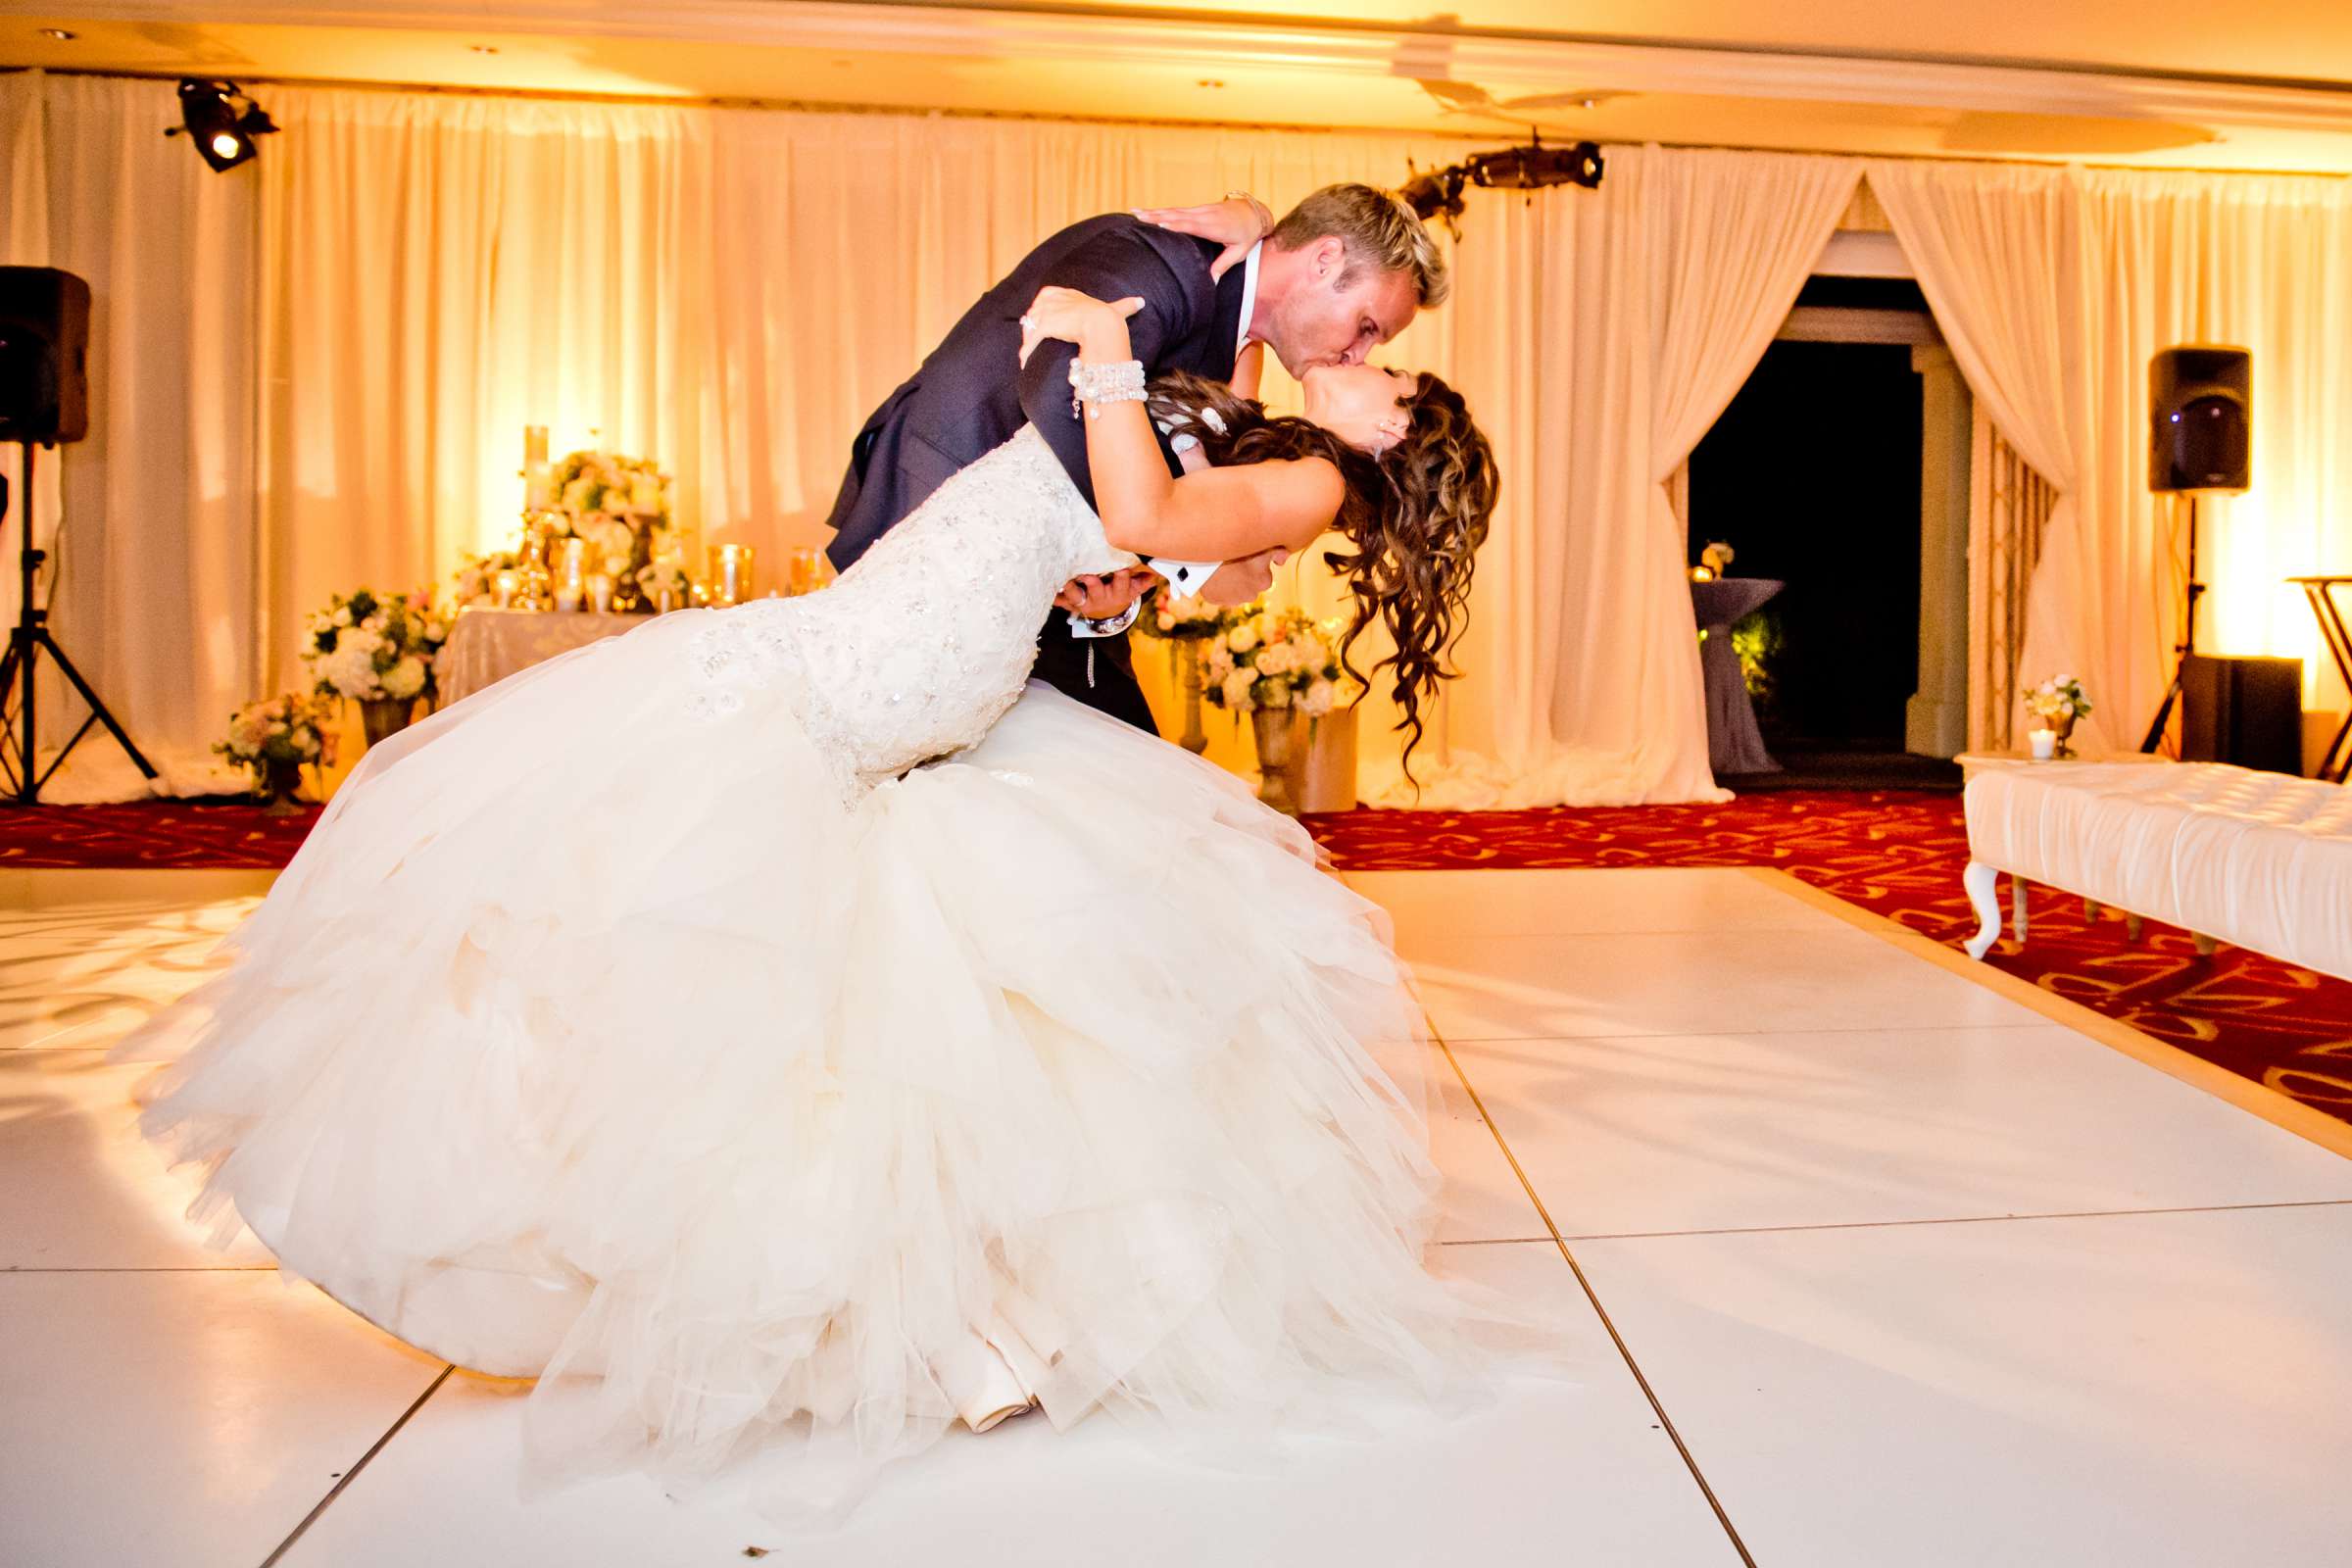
[
  {"xmin": 541, "ymin": 447, "xmax": 673, "ymax": 601},
  {"xmin": 216, "ymin": 692, "xmax": 339, "ymax": 791},
  {"xmin": 1135, "ymin": 582, "xmax": 1232, "ymax": 642},
  {"xmin": 635, "ymin": 557, "xmax": 692, "ymax": 606},
  {"xmin": 301, "ymin": 586, "xmax": 449, "ymax": 703},
  {"xmin": 1202, "ymin": 606, "xmax": 1354, "ymax": 717},
  {"xmin": 2025, "ymin": 673, "xmax": 2093, "ymax": 724},
  {"xmin": 450, "ymin": 550, "xmax": 519, "ymax": 609}
]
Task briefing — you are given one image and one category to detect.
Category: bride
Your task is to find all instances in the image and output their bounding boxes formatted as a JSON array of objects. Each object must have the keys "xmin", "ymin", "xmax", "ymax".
[{"xmin": 112, "ymin": 281, "xmax": 1527, "ymax": 1513}]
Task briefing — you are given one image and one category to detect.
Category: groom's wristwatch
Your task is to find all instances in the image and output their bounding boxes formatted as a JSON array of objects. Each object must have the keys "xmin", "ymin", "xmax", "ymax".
[{"xmin": 1065, "ymin": 601, "xmax": 1141, "ymax": 639}]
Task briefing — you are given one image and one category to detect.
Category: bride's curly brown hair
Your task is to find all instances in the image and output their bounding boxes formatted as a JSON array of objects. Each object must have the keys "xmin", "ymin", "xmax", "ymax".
[{"xmin": 1147, "ymin": 368, "xmax": 1498, "ymax": 780}]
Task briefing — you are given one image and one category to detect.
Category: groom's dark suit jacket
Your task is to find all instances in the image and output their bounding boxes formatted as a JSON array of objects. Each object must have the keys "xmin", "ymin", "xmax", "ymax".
[{"xmin": 824, "ymin": 216, "xmax": 1250, "ymax": 732}]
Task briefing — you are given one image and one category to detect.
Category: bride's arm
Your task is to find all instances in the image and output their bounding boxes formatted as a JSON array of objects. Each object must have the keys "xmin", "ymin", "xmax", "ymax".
[{"xmin": 1020, "ymin": 287, "xmax": 1342, "ymax": 564}]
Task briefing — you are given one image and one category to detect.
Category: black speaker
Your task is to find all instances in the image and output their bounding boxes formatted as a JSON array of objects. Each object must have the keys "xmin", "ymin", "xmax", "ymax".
[
  {"xmin": 0, "ymin": 266, "xmax": 91, "ymax": 445},
  {"xmin": 2181, "ymin": 654, "xmax": 2302, "ymax": 774},
  {"xmin": 2150, "ymin": 345, "xmax": 2249, "ymax": 494}
]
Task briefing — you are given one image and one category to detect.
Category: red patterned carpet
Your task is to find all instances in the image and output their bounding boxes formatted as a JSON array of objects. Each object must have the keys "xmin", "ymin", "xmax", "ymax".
[
  {"xmin": 0, "ymin": 801, "xmax": 323, "ymax": 869},
  {"xmin": 1304, "ymin": 790, "xmax": 2352, "ymax": 1133},
  {"xmin": 8, "ymin": 792, "xmax": 2350, "ymax": 1132}
]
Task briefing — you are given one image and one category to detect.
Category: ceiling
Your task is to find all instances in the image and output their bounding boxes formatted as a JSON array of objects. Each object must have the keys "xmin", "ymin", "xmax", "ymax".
[{"xmin": 10, "ymin": 1, "xmax": 2352, "ymax": 172}]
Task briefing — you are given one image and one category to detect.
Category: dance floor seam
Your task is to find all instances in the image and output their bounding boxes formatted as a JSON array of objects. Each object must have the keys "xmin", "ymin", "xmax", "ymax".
[
  {"xmin": 1430, "ymin": 1026, "xmax": 1761, "ymax": 1568},
  {"xmin": 257, "ymin": 1367, "xmax": 456, "ymax": 1568}
]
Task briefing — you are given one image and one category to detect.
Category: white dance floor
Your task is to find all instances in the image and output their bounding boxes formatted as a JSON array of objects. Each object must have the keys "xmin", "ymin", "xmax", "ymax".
[{"xmin": 8, "ymin": 863, "xmax": 2352, "ymax": 1566}]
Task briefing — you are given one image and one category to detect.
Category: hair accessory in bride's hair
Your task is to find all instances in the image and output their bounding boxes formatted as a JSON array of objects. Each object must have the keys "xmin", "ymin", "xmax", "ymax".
[{"xmin": 1068, "ymin": 358, "xmax": 1147, "ymax": 419}]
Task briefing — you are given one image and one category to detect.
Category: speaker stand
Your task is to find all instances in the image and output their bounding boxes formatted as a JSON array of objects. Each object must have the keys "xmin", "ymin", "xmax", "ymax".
[
  {"xmin": 2139, "ymin": 494, "xmax": 2208, "ymax": 755},
  {"xmin": 0, "ymin": 440, "xmax": 157, "ymax": 805}
]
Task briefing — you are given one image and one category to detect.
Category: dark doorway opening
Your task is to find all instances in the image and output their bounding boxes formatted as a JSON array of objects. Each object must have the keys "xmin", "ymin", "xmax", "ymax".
[{"xmin": 1689, "ymin": 338, "xmax": 1927, "ymax": 756}]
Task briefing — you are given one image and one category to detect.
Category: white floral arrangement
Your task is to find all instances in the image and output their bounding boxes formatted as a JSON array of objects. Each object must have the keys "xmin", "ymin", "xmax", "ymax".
[
  {"xmin": 1203, "ymin": 606, "xmax": 1354, "ymax": 717},
  {"xmin": 2025, "ymin": 672, "xmax": 2093, "ymax": 723},
  {"xmin": 302, "ymin": 587, "xmax": 448, "ymax": 703},
  {"xmin": 1137, "ymin": 584, "xmax": 1231, "ymax": 641},
  {"xmin": 543, "ymin": 448, "xmax": 673, "ymax": 581},
  {"xmin": 635, "ymin": 557, "xmax": 691, "ymax": 604},
  {"xmin": 216, "ymin": 692, "xmax": 339, "ymax": 781},
  {"xmin": 450, "ymin": 550, "xmax": 519, "ymax": 609}
]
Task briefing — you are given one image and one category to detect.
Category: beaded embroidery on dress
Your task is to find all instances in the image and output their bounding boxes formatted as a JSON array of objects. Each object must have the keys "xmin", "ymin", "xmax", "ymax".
[
  {"xmin": 108, "ymin": 422, "xmax": 1572, "ymax": 1521},
  {"xmin": 681, "ymin": 423, "xmax": 1137, "ymax": 791}
]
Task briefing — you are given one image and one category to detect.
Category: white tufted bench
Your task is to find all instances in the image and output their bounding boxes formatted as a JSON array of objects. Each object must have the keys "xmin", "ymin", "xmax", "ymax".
[{"xmin": 1960, "ymin": 760, "xmax": 2352, "ymax": 979}]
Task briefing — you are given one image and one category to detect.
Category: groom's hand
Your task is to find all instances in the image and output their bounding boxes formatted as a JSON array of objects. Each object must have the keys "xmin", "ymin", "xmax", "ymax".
[
  {"xmin": 1133, "ymin": 194, "xmax": 1276, "ymax": 283},
  {"xmin": 1200, "ymin": 547, "xmax": 1289, "ymax": 607},
  {"xmin": 1054, "ymin": 565, "xmax": 1159, "ymax": 618}
]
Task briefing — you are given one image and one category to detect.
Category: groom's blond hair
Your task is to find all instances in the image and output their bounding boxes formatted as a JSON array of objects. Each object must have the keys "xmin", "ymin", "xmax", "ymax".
[{"xmin": 1270, "ymin": 183, "xmax": 1450, "ymax": 309}]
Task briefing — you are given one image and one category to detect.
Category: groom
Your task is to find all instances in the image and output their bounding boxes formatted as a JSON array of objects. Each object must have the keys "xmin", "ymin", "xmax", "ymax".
[{"xmin": 824, "ymin": 183, "xmax": 1447, "ymax": 732}]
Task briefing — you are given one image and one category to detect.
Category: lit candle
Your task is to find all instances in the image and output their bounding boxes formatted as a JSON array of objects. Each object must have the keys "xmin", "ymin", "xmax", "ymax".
[
  {"xmin": 2029, "ymin": 727, "xmax": 2056, "ymax": 760},
  {"xmin": 523, "ymin": 460, "xmax": 554, "ymax": 511},
  {"xmin": 492, "ymin": 569, "xmax": 518, "ymax": 609},
  {"xmin": 586, "ymin": 572, "xmax": 615, "ymax": 613},
  {"xmin": 708, "ymin": 542, "xmax": 756, "ymax": 606},
  {"xmin": 523, "ymin": 424, "xmax": 549, "ymax": 467},
  {"xmin": 553, "ymin": 537, "xmax": 589, "ymax": 611}
]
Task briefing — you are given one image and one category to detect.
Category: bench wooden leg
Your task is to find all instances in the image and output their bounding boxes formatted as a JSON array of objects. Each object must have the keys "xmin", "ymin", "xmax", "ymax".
[
  {"xmin": 2011, "ymin": 874, "xmax": 2030, "ymax": 942},
  {"xmin": 1963, "ymin": 860, "xmax": 2003, "ymax": 959},
  {"xmin": 2193, "ymin": 932, "xmax": 2219, "ymax": 957},
  {"xmin": 2126, "ymin": 912, "xmax": 2144, "ymax": 942},
  {"xmin": 2082, "ymin": 896, "xmax": 2100, "ymax": 921}
]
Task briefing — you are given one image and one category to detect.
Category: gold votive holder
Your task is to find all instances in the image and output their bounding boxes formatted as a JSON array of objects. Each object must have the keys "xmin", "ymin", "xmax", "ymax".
[
  {"xmin": 786, "ymin": 546, "xmax": 828, "ymax": 596},
  {"xmin": 708, "ymin": 543, "xmax": 757, "ymax": 607}
]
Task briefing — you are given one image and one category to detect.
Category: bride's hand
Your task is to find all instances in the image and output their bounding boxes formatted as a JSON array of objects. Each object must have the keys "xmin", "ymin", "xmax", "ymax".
[
  {"xmin": 1133, "ymin": 194, "xmax": 1275, "ymax": 282},
  {"xmin": 1017, "ymin": 286, "xmax": 1146, "ymax": 368}
]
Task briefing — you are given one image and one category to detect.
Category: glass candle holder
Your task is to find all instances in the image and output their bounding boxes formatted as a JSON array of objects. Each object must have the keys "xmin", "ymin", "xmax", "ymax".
[
  {"xmin": 492, "ymin": 569, "xmax": 519, "ymax": 610},
  {"xmin": 555, "ymin": 536, "xmax": 590, "ymax": 601},
  {"xmin": 708, "ymin": 543, "xmax": 757, "ymax": 607},
  {"xmin": 586, "ymin": 572, "xmax": 615, "ymax": 613},
  {"xmin": 786, "ymin": 546, "xmax": 828, "ymax": 597}
]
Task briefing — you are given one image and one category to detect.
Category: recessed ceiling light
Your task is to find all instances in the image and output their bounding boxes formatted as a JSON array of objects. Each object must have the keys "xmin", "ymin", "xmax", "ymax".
[
  {"xmin": 1198, "ymin": 78, "xmax": 1225, "ymax": 89},
  {"xmin": 41, "ymin": 28, "xmax": 77, "ymax": 41},
  {"xmin": 469, "ymin": 44, "xmax": 499, "ymax": 54}
]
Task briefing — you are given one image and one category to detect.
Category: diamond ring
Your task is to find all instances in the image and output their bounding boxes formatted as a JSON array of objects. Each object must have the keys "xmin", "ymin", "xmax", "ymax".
[{"xmin": 1018, "ymin": 314, "xmax": 1037, "ymax": 329}]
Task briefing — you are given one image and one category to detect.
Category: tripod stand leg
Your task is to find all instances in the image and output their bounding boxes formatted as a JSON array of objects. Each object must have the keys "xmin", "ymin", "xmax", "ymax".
[
  {"xmin": 35, "ymin": 629, "xmax": 158, "ymax": 779},
  {"xmin": 2139, "ymin": 677, "xmax": 2181, "ymax": 755},
  {"xmin": 0, "ymin": 637, "xmax": 20, "ymax": 794}
]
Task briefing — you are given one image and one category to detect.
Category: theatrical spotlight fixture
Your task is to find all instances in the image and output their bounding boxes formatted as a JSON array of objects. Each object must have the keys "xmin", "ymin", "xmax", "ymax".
[
  {"xmin": 1399, "ymin": 164, "xmax": 1471, "ymax": 229},
  {"xmin": 166, "ymin": 79, "xmax": 278, "ymax": 172},
  {"xmin": 1397, "ymin": 136, "xmax": 1605, "ymax": 238}
]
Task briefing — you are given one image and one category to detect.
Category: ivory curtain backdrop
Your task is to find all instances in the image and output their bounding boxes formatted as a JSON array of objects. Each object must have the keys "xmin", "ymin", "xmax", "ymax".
[
  {"xmin": 1, "ymin": 69, "xmax": 1764, "ymax": 807},
  {"xmin": 1870, "ymin": 158, "xmax": 2352, "ymax": 756},
  {"xmin": 20, "ymin": 71, "xmax": 2342, "ymax": 807},
  {"xmin": 1339, "ymin": 143, "xmax": 1857, "ymax": 805}
]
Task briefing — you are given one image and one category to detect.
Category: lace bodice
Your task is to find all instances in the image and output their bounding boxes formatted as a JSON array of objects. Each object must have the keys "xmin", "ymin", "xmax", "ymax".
[{"xmin": 685, "ymin": 424, "xmax": 1136, "ymax": 790}]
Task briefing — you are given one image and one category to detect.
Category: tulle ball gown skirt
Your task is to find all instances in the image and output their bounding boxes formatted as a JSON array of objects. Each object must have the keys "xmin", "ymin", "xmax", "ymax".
[{"xmin": 109, "ymin": 608, "xmax": 1559, "ymax": 1513}]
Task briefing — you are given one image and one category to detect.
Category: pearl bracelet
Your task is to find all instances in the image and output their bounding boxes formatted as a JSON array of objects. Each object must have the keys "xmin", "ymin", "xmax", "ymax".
[{"xmin": 1068, "ymin": 358, "xmax": 1147, "ymax": 419}]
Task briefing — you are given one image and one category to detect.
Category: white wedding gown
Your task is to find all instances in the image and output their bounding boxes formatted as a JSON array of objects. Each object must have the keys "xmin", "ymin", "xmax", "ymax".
[{"xmin": 112, "ymin": 423, "xmax": 1557, "ymax": 1513}]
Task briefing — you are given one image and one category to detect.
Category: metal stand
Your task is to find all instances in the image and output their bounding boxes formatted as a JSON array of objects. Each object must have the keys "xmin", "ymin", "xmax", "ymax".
[
  {"xmin": 2289, "ymin": 574, "xmax": 2352, "ymax": 783},
  {"xmin": 0, "ymin": 440, "xmax": 156, "ymax": 805},
  {"xmin": 2139, "ymin": 494, "xmax": 2207, "ymax": 755}
]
